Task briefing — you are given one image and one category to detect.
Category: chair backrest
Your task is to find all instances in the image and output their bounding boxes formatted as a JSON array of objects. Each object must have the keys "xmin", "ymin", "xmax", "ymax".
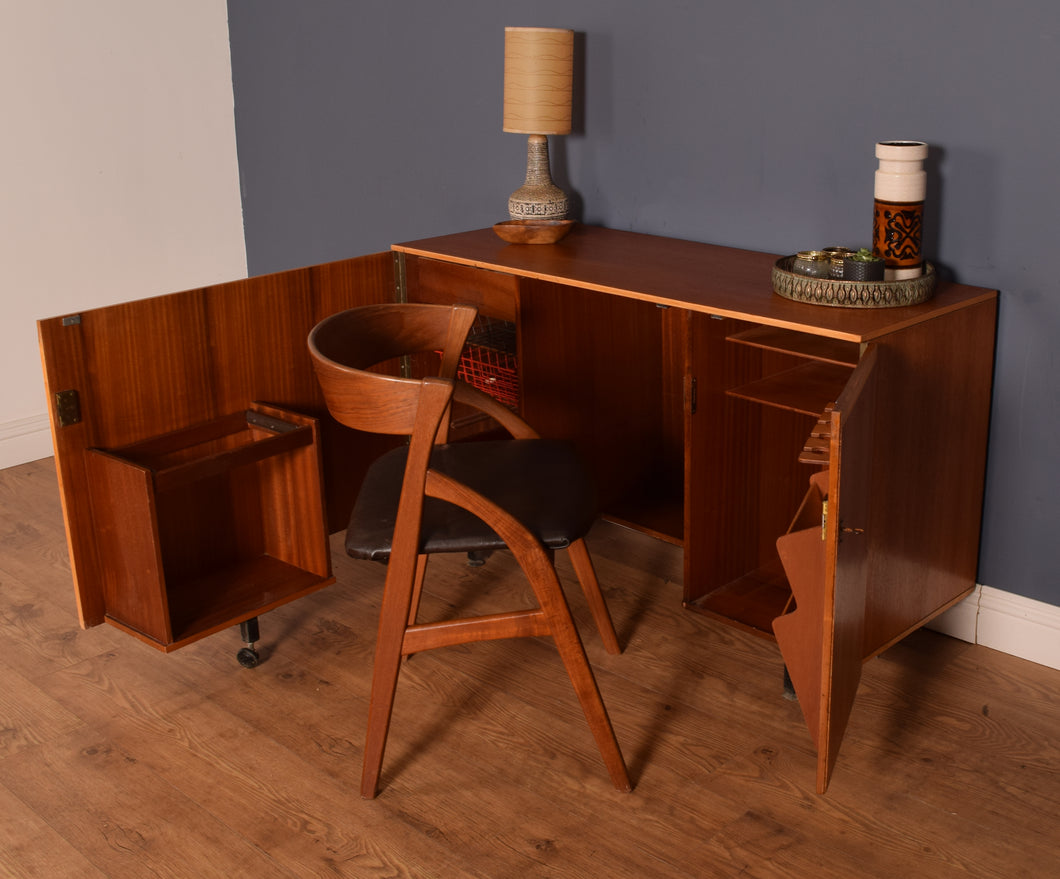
[{"xmin": 307, "ymin": 302, "xmax": 477, "ymax": 436}]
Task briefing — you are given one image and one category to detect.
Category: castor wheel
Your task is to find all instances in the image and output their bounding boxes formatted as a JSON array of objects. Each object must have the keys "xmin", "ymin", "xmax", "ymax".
[
  {"xmin": 466, "ymin": 550, "xmax": 491, "ymax": 567},
  {"xmin": 237, "ymin": 617, "xmax": 262, "ymax": 668},
  {"xmin": 237, "ymin": 646, "xmax": 260, "ymax": 668}
]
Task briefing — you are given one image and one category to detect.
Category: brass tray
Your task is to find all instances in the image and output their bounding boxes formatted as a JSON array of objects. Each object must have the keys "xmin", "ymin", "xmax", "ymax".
[{"xmin": 772, "ymin": 256, "xmax": 936, "ymax": 308}]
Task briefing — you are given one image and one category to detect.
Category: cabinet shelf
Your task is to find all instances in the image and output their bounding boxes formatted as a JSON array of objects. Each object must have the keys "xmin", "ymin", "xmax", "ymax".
[
  {"xmin": 726, "ymin": 361, "xmax": 854, "ymax": 417},
  {"xmin": 165, "ymin": 556, "xmax": 326, "ymax": 647},
  {"xmin": 106, "ymin": 409, "xmax": 315, "ymax": 492},
  {"xmin": 726, "ymin": 326, "xmax": 859, "ymax": 366},
  {"xmin": 683, "ymin": 561, "xmax": 792, "ymax": 638}
]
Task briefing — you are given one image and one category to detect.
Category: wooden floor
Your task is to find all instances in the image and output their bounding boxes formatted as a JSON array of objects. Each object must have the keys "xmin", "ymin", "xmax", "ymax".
[{"xmin": 1, "ymin": 458, "xmax": 1058, "ymax": 878}]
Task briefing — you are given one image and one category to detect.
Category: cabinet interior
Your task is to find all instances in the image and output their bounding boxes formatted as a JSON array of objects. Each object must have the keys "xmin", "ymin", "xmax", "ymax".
[{"xmin": 86, "ymin": 406, "xmax": 331, "ymax": 649}]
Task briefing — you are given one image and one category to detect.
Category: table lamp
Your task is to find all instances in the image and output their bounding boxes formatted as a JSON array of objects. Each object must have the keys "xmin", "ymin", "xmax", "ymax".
[{"xmin": 503, "ymin": 26, "xmax": 574, "ymax": 220}]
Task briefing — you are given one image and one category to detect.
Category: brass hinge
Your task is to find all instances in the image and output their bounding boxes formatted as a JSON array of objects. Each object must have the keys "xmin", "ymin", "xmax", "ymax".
[
  {"xmin": 393, "ymin": 251, "xmax": 407, "ymax": 303},
  {"xmin": 55, "ymin": 389, "xmax": 81, "ymax": 427},
  {"xmin": 821, "ymin": 503, "xmax": 865, "ymax": 541}
]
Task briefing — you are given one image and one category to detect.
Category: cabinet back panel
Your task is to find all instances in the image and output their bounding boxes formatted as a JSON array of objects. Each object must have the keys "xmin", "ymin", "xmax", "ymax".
[{"xmin": 519, "ymin": 279, "xmax": 676, "ymax": 517}]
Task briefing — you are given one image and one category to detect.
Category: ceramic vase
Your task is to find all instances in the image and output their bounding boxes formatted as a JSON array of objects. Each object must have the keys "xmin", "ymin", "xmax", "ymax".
[{"xmin": 872, "ymin": 141, "xmax": 928, "ymax": 280}]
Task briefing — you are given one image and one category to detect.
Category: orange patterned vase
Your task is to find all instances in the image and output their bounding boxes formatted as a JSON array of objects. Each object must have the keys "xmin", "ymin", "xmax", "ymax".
[{"xmin": 872, "ymin": 141, "xmax": 928, "ymax": 280}]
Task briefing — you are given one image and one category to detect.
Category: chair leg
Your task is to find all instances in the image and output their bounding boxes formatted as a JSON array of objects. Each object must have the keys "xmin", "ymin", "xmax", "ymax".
[
  {"xmin": 361, "ymin": 556, "xmax": 419, "ymax": 799},
  {"xmin": 567, "ymin": 538, "xmax": 622, "ymax": 655},
  {"xmin": 407, "ymin": 554, "xmax": 429, "ymax": 627},
  {"xmin": 523, "ymin": 552, "xmax": 632, "ymax": 792},
  {"xmin": 403, "ymin": 554, "xmax": 430, "ymax": 663}
]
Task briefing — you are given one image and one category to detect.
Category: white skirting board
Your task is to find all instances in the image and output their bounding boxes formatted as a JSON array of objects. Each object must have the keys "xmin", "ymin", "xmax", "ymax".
[
  {"xmin": 0, "ymin": 414, "xmax": 53, "ymax": 470},
  {"xmin": 928, "ymin": 585, "xmax": 1060, "ymax": 672},
  {"xmin": 2, "ymin": 413, "xmax": 1057, "ymax": 671}
]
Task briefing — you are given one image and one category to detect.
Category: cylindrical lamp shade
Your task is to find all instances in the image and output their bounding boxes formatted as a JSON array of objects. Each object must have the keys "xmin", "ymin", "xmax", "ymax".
[{"xmin": 503, "ymin": 27, "xmax": 573, "ymax": 135}]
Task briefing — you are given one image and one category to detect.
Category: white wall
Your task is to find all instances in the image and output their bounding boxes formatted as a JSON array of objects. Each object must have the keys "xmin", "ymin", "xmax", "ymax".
[{"xmin": 0, "ymin": 0, "xmax": 247, "ymax": 468}]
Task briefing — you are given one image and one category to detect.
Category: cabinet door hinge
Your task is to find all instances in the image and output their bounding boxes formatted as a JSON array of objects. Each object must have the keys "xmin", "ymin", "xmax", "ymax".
[
  {"xmin": 689, "ymin": 376, "xmax": 698, "ymax": 415},
  {"xmin": 393, "ymin": 251, "xmax": 407, "ymax": 303},
  {"xmin": 55, "ymin": 389, "xmax": 82, "ymax": 427}
]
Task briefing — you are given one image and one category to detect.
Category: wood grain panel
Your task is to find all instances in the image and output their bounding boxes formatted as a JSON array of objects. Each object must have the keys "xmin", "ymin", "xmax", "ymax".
[
  {"xmin": 685, "ymin": 314, "xmax": 817, "ymax": 621},
  {"xmin": 818, "ymin": 345, "xmax": 877, "ymax": 792},
  {"xmin": 861, "ymin": 299, "xmax": 997, "ymax": 654},
  {"xmin": 84, "ymin": 450, "xmax": 171, "ymax": 641},
  {"xmin": 407, "ymin": 256, "xmax": 519, "ymax": 322},
  {"xmin": 205, "ymin": 269, "xmax": 319, "ymax": 416},
  {"xmin": 774, "ymin": 493, "xmax": 827, "ymax": 748},
  {"xmin": 394, "ymin": 226, "xmax": 997, "ymax": 342},
  {"xmin": 38, "ymin": 316, "xmax": 106, "ymax": 626},
  {"xmin": 518, "ymin": 278, "xmax": 675, "ymax": 531},
  {"xmin": 37, "ymin": 252, "xmax": 396, "ymax": 631},
  {"xmin": 78, "ymin": 291, "xmax": 217, "ymax": 449}
]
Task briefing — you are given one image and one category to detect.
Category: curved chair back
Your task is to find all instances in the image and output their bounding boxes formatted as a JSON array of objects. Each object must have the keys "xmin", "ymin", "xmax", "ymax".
[{"xmin": 307, "ymin": 302, "xmax": 476, "ymax": 436}]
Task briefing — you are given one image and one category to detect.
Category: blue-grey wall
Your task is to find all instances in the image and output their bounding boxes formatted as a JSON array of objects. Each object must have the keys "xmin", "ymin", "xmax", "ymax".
[{"xmin": 227, "ymin": 0, "xmax": 1059, "ymax": 607}]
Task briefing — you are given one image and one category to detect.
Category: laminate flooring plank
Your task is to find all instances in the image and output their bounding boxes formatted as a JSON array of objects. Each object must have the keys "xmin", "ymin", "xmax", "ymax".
[
  {"xmin": 0, "ymin": 782, "xmax": 107, "ymax": 878},
  {"xmin": 380, "ymin": 538, "xmax": 1058, "ymax": 878},
  {"xmin": 0, "ymin": 459, "xmax": 69, "ymax": 538},
  {"xmin": 109, "ymin": 696, "xmax": 485, "ymax": 878},
  {"xmin": 0, "ymin": 575, "xmax": 126, "ymax": 683},
  {"xmin": 29, "ymin": 628, "xmax": 490, "ymax": 876},
  {"xmin": 700, "ymin": 742, "xmax": 1057, "ymax": 878},
  {"xmin": 0, "ymin": 725, "xmax": 290, "ymax": 879},
  {"xmin": 344, "ymin": 666, "xmax": 748, "ymax": 879},
  {"xmin": 200, "ymin": 595, "xmax": 757, "ymax": 876},
  {"xmin": 3, "ymin": 460, "xmax": 1059, "ymax": 878},
  {"xmin": 848, "ymin": 647, "xmax": 1060, "ymax": 811},
  {"xmin": 0, "ymin": 460, "xmax": 128, "ymax": 681},
  {"xmin": 298, "ymin": 540, "xmax": 773, "ymax": 780},
  {"xmin": 0, "ymin": 656, "xmax": 84, "ymax": 759},
  {"xmin": 395, "ymin": 543, "xmax": 810, "ymax": 770}
]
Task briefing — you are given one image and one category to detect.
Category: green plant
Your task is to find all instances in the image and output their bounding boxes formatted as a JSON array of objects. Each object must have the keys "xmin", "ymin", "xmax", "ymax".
[{"xmin": 849, "ymin": 248, "xmax": 882, "ymax": 262}]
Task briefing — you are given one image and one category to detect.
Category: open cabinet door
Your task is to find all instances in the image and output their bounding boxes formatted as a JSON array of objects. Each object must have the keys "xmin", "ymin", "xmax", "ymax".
[
  {"xmin": 38, "ymin": 252, "xmax": 396, "ymax": 634},
  {"xmin": 774, "ymin": 344, "xmax": 878, "ymax": 793}
]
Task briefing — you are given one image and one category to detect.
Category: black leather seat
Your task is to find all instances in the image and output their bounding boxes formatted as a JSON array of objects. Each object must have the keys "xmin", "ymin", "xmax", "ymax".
[{"xmin": 346, "ymin": 439, "xmax": 597, "ymax": 561}]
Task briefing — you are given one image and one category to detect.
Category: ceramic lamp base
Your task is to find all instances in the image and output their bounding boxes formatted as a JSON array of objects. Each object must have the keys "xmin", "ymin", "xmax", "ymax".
[{"xmin": 509, "ymin": 134, "xmax": 569, "ymax": 220}]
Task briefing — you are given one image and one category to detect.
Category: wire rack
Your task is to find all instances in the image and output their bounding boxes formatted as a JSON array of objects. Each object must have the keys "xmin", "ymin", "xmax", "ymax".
[{"xmin": 455, "ymin": 316, "xmax": 519, "ymax": 409}]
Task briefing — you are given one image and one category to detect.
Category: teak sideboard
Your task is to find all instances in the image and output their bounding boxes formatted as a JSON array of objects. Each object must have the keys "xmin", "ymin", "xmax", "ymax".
[{"xmin": 39, "ymin": 225, "xmax": 997, "ymax": 793}]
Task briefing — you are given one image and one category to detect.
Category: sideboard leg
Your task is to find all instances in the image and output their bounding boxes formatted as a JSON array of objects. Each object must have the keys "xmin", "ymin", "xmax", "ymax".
[
  {"xmin": 237, "ymin": 617, "xmax": 262, "ymax": 668},
  {"xmin": 782, "ymin": 664, "xmax": 797, "ymax": 701}
]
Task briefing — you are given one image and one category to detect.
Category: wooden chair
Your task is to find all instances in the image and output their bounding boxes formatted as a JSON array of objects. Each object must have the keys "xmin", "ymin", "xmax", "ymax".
[{"xmin": 307, "ymin": 302, "xmax": 631, "ymax": 798}]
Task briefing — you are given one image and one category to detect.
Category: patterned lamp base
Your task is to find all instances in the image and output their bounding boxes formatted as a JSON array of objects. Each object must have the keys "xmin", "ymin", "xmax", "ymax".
[{"xmin": 509, "ymin": 135, "xmax": 569, "ymax": 220}]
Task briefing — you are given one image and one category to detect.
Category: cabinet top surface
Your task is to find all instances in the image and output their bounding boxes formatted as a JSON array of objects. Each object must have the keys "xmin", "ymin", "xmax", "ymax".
[{"xmin": 393, "ymin": 226, "xmax": 997, "ymax": 342}]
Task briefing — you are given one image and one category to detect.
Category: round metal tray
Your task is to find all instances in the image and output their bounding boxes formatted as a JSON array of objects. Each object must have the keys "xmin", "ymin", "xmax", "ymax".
[{"xmin": 772, "ymin": 256, "xmax": 936, "ymax": 308}]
